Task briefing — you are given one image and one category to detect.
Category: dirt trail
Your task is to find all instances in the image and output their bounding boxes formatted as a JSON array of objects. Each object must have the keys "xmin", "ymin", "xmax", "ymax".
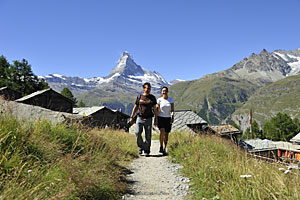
[{"xmin": 123, "ymin": 140, "xmax": 190, "ymax": 200}]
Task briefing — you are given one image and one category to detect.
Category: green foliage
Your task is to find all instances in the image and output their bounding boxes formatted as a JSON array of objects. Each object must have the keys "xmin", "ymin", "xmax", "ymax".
[
  {"xmin": 0, "ymin": 116, "xmax": 137, "ymax": 199},
  {"xmin": 263, "ymin": 112, "xmax": 300, "ymax": 141},
  {"xmin": 168, "ymin": 132, "xmax": 300, "ymax": 199},
  {"xmin": 60, "ymin": 87, "xmax": 77, "ymax": 104},
  {"xmin": 0, "ymin": 55, "xmax": 49, "ymax": 96},
  {"xmin": 241, "ymin": 120, "xmax": 265, "ymax": 140},
  {"xmin": 78, "ymin": 99, "xmax": 86, "ymax": 107},
  {"xmin": 232, "ymin": 74, "xmax": 300, "ymax": 127}
]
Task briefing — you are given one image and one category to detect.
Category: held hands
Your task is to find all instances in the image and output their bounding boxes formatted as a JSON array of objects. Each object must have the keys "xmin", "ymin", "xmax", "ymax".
[
  {"xmin": 170, "ymin": 118, "xmax": 174, "ymax": 124},
  {"xmin": 154, "ymin": 117, "xmax": 158, "ymax": 126},
  {"xmin": 129, "ymin": 117, "xmax": 133, "ymax": 125}
]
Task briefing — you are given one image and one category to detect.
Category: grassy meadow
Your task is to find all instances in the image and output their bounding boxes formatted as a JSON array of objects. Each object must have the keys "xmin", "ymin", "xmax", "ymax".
[
  {"xmin": 0, "ymin": 116, "xmax": 138, "ymax": 200},
  {"xmin": 168, "ymin": 132, "xmax": 300, "ymax": 200}
]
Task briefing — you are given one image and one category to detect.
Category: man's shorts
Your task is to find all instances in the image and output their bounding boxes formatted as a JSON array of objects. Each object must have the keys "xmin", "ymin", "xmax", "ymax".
[{"xmin": 157, "ymin": 116, "xmax": 172, "ymax": 133}]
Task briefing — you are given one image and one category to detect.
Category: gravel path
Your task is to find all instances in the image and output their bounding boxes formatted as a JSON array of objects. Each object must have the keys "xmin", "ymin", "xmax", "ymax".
[{"xmin": 123, "ymin": 140, "xmax": 190, "ymax": 200}]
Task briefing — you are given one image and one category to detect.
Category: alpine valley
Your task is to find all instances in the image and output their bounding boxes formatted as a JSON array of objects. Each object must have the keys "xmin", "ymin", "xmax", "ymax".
[{"xmin": 41, "ymin": 49, "xmax": 300, "ymax": 126}]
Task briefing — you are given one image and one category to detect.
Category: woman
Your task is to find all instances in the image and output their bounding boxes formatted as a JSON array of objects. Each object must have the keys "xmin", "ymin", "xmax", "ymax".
[{"xmin": 155, "ymin": 86, "xmax": 175, "ymax": 155}]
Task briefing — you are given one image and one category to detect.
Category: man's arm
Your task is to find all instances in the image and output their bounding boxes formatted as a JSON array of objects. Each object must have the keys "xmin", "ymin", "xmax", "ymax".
[{"xmin": 129, "ymin": 104, "xmax": 138, "ymax": 124}]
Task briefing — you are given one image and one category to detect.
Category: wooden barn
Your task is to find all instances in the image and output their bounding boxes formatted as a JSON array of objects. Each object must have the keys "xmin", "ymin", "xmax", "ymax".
[
  {"xmin": 0, "ymin": 87, "xmax": 22, "ymax": 101},
  {"xmin": 16, "ymin": 88, "xmax": 74, "ymax": 113},
  {"xmin": 112, "ymin": 109, "xmax": 130, "ymax": 130},
  {"xmin": 206, "ymin": 124, "xmax": 241, "ymax": 142},
  {"xmin": 73, "ymin": 106, "xmax": 129, "ymax": 129}
]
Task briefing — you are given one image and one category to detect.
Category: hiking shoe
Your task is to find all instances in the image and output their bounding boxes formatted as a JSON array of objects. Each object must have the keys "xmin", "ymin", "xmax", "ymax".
[
  {"xmin": 159, "ymin": 146, "xmax": 164, "ymax": 153},
  {"xmin": 138, "ymin": 149, "xmax": 143, "ymax": 155},
  {"xmin": 163, "ymin": 149, "xmax": 167, "ymax": 156},
  {"xmin": 144, "ymin": 150, "xmax": 150, "ymax": 157}
]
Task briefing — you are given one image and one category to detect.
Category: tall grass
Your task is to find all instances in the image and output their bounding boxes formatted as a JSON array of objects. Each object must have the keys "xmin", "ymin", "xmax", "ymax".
[
  {"xmin": 168, "ymin": 132, "xmax": 300, "ymax": 200},
  {"xmin": 0, "ymin": 115, "xmax": 138, "ymax": 200}
]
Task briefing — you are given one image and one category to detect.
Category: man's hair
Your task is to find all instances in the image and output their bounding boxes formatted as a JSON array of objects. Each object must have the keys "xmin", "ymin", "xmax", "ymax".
[{"xmin": 143, "ymin": 82, "xmax": 151, "ymax": 88}]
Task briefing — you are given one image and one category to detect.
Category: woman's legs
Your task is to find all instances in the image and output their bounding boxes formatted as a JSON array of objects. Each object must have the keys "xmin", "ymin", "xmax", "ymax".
[
  {"xmin": 164, "ymin": 132, "xmax": 169, "ymax": 150},
  {"xmin": 159, "ymin": 128, "xmax": 165, "ymax": 153}
]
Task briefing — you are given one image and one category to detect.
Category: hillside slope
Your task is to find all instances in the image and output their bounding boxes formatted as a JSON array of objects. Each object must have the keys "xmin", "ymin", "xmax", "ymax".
[
  {"xmin": 0, "ymin": 115, "xmax": 137, "ymax": 199},
  {"xmin": 168, "ymin": 132, "xmax": 300, "ymax": 199},
  {"xmin": 169, "ymin": 74, "xmax": 257, "ymax": 124},
  {"xmin": 170, "ymin": 48, "xmax": 300, "ymax": 124},
  {"xmin": 231, "ymin": 74, "xmax": 300, "ymax": 130}
]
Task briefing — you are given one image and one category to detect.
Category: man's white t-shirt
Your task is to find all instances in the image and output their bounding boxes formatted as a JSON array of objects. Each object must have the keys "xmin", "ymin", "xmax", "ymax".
[{"xmin": 157, "ymin": 97, "xmax": 175, "ymax": 118}]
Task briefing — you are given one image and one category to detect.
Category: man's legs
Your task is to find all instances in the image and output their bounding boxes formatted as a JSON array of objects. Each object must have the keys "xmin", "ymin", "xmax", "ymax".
[
  {"xmin": 135, "ymin": 117, "xmax": 145, "ymax": 153},
  {"xmin": 143, "ymin": 118, "xmax": 153, "ymax": 154}
]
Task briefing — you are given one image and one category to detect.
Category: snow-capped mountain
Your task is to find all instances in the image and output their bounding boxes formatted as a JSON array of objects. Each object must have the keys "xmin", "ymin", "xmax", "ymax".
[
  {"xmin": 273, "ymin": 48, "xmax": 300, "ymax": 75},
  {"xmin": 97, "ymin": 51, "xmax": 169, "ymax": 90},
  {"xmin": 218, "ymin": 48, "xmax": 300, "ymax": 86},
  {"xmin": 39, "ymin": 51, "xmax": 169, "ymax": 96},
  {"xmin": 169, "ymin": 79, "xmax": 185, "ymax": 85}
]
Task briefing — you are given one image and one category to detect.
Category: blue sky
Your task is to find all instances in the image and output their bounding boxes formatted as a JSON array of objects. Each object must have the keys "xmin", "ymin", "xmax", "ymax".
[{"xmin": 1, "ymin": 0, "xmax": 300, "ymax": 81}]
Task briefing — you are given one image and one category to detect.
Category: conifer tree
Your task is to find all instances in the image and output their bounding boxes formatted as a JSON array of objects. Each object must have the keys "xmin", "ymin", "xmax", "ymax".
[{"xmin": 60, "ymin": 87, "xmax": 77, "ymax": 105}]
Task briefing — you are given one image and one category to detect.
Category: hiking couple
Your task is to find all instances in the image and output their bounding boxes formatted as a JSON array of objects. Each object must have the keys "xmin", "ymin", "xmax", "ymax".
[{"xmin": 129, "ymin": 82, "xmax": 175, "ymax": 157}]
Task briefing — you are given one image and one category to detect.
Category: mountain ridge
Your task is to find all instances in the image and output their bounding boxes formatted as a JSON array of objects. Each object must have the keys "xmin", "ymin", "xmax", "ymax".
[
  {"xmin": 169, "ymin": 48, "xmax": 300, "ymax": 124},
  {"xmin": 39, "ymin": 51, "xmax": 170, "ymax": 96}
]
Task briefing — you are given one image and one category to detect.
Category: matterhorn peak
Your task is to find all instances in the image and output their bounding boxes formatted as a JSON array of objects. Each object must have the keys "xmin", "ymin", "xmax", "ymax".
[
  {"xmin": 109, "ymin": 51, "xmax": 145, "ymax": 77},
  {"xmin": 120, "ymin": 51, "xmax": 134, "ymax": 60}
]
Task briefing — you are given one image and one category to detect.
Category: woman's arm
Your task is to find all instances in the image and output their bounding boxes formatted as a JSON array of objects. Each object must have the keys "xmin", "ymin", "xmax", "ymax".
[{"xmin": 171, "ymin": 103, "xmax": 175, "ymax": 123}]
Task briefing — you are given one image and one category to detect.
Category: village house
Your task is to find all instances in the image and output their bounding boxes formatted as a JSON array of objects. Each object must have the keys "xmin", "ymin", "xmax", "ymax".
[
  {"xmin": 290, "ymin": 132, "xmax": 300, "ymax": 145},
  {"xmin": 240, "ymin": 139, "xmax": 300, "ymax": 165},
  {"xmin": 0, "ymin": 87, "xmax": 22, "ymax": 101},
  {"xmin": 16, "ymin": 88, "xmax": 74, "ymax": 113},
  {"xmin": 206, "ymin": 124, "xmax": 241, "ymax": 142},
  {"xmin": 172, "ymin": 110, "xmax": 207, "ymax": 134},
  {"xmin": 73, "ymin": 106, "xmax": 129, "ymax": 129}
]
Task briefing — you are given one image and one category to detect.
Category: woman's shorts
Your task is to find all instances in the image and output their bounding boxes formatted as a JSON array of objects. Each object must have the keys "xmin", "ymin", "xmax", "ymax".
[{"xmin": 157, "ymin": 116, "xmax": 172, "ymax": 133}]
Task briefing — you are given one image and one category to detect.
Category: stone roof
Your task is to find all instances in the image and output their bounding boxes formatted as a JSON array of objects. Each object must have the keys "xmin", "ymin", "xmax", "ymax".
[
  {"xmin": 290, "ymin": 132, "xmax": 300, "ymax": 143},
  {"xmin": 242, "ymin": 139, "xmax": 300, "ymax": 152},
  {"xmin": 242, "ymin": 139, "xmax": 276, "ymax": 152},
  {"xmin": 272, "ymin": 141, "xmax": 300, "ymax": 151},
  {"xmin": 73, "ymin": 106, "xmax": 106, "ymax": 116},
  {"xmin": 172, "ymin": 110, "xmax": 207, "ymax": 134},
  {"xmin": 208, "ymin": 124, "xmax": 241, "ymax": 135},
  {"xmin": 16, "ymin": 88, "xmax": 74, "ymax": 104},
  {"xmin": 0, "ymin": 87, "xmax": 8, "ymax": 90}
]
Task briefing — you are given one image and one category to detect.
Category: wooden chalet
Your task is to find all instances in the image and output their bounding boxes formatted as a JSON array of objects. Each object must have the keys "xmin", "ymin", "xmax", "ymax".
[
  {"xmin": 73, "ymin": 106, "xmax": 129, "ymax": 129},
  {"xmin": 16, "ymin": 88, "xmax": 74, "ymax": 113},
  {"xmin": 207, "ymin": 124, "xmax": 241, "ymax": 142},
  {"xmin": 0, "ymin": 87, "xmax": 21, "ymax": 101}
]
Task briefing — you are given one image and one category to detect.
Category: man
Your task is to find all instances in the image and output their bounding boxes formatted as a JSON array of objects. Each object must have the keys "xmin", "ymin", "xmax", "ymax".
[{"xmin": 130, "ymin": 82, "xmax": 157, "ymax": 157}]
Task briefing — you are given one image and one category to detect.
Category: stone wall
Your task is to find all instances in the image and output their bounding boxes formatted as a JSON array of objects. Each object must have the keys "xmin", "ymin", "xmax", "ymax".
[{"xmin": 0, "ymin": 99, "xmax": 81, "ymax": 124}]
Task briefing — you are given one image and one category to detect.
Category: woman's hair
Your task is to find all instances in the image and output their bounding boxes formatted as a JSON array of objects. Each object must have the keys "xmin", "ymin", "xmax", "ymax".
[{"xmin": 161, "ymin": 86, "xmax": 168, "ymax": 96}]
